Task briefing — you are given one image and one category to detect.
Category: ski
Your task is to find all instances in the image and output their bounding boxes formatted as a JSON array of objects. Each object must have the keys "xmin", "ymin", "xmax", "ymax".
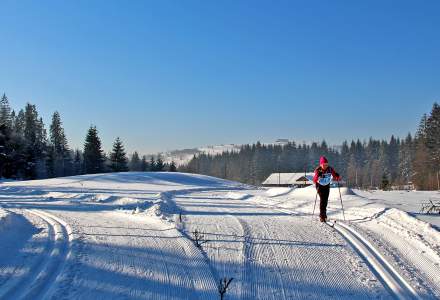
[{"xmin": 325, "ymin": 219, "xmax": 336, "ymax": 228}]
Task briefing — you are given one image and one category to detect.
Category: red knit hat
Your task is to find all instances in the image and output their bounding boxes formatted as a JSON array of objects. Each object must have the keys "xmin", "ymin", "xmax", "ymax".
[{"xmin": 319, "ymin": 156, "xmax": 328, "ymax": 165}]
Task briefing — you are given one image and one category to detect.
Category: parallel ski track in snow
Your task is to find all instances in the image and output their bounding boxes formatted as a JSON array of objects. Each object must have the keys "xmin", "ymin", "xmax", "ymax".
[
  {"xmin": 152, "ymin": 225, "xmax": 217, "ymax": 299},
  {"xmin": 0, "ymin": 209, "xmax": 72, "ymax": 300},
  {"xmin": 236, "ymin": 217, "xmax": 259, "ymax": 300},
  {"xmin": 174, "ymin": 191, "xmax": 386, "ymax": 299},
  {"xmin": 252, "ymin": 197, "xmax": 423, "ymax": 299},
  {"xmin": 330, "ymin": 221, "xmax": 420, "ymax": 300},
  {"xmin": 174, "ymin": 221, "xmax": 220, "ymax": 297},
  {"xmin": 236, "ymin": 217, "xmax": 288, "ymax": 300}
]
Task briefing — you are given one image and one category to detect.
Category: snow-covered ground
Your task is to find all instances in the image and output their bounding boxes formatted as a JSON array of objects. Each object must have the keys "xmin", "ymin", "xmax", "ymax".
[
  {"xmin": 0, "ymin": 172, "xmax": 439, "ymax": 299},
  {"xmin": 251, "ymin": 186, "xmax": 440, "ymax": 298},
  {"xmin": 354, "ymin": 189, "xmax": 440, "ymax": 227}
]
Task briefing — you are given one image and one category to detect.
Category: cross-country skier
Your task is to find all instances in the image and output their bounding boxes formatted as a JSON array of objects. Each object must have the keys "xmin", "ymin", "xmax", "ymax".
[{"xmin": 313, "ymin": 156, "xmax": 341, "ymax": 222}]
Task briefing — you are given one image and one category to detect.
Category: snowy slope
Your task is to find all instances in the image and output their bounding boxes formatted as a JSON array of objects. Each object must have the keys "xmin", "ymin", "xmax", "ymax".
[
  {"xmin": 354, "ymin": 189, "xmax": 440, "ymax": 227},
  {"xmin": 252, "ymin": 186, "xmax": 440, "ymax": 298},
  {"xmin": 0, "ymin": 172, "xmax": 438, "ymax": 299}
]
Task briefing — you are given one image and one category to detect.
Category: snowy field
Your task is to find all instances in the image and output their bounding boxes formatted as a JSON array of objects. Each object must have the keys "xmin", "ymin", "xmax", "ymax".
[
  {"xmin": 0, "ymin": 172, "xmax": 439, "ymax": 299},
  {"xmin": 354, "ymin": 189, "xmax": 440, "ymax": 228}
]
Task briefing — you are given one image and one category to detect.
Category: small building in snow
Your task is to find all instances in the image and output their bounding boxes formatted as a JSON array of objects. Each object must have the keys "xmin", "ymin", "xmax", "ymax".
[
  {"xmin": 262, "ymin": 173, "xmax": 314, "ymax": 187},
  {"xmin": 262, "ymin": 172, "xmax": 346, "ymax": 188}
]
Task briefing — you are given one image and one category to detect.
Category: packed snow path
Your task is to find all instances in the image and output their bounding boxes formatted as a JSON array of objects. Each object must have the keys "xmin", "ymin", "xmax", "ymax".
[
  {"xmin": 330, "ymin": 221, "xmax": 418, "ymax": 299},
  {"xmin": 173, "ymin": 190, "xmax": 387, "ymax": 299},
  {"xmin": 0, "ymin": 172, "xmax": 437, "ymax": 299}
]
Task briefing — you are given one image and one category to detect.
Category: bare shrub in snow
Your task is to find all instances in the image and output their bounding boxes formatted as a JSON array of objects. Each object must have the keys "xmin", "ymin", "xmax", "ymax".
[
  {"xmin": 420, "ymin": 198, "xmax": 440, "ymax": 214},
  {"xmin": 218, "ymin": 277, "xmax": 233, "ymax": 300},
  {"xmin": 192, "ymin": 229, "xmax": 207, "ymax": 248}
]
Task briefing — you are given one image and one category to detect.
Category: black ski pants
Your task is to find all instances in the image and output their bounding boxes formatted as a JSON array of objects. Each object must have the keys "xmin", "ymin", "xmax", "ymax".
[{"xmin": 317, "ymin": 185, "xmax": 330, "ymax": 218}]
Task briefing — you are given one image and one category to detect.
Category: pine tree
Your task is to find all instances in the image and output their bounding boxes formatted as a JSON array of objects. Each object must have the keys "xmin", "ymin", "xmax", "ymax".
[
  {"xmin": 388, "ymin": 135, "xmax": 400, "ymax": 183},
  {"xmin": 149, "ymin": 156, "xmax": 156, "ymax": 171},
  {"xmin": 0, "ymin": 123, "xmax": 26, "ymax": 179},
  {"xmin": 0, "ymin": 124, "xmax": 11, "ymax": 178},
  {"xmin": 0, "ymin": 94, "xmax": 13, "ymax": 178},
  {"xmin": 155, "ymin": 154, "xmax": 164, "ymax": 171},
  {"xmin": 169, "ymin": 160, "xmax": 177, "ymax": 172},
  {"xmin": 426, "ymin": 103, "xmax": 440, "ymax": 177},
  {"xmin": 250, "ymin": 143, "xmax": 265, "ymax": 185},
  {"xmin": 73, "ymin": 149, "xmax": 83, "ymax": 175},
  {"xmin": 398, "ymin": 133, "xmax": 414, "ymax": 186},
  {"xmin": 14, "ymin": 109, "xmax": 25, "ymax": 137},
  {"xmin": 22, "ymin": 104, "xmax": 48, "ymax": 179},
  {"xmin": 46, "ymin": 146, "xmax": 56, "ymax": 178},
  {"xmin": 0, "ymin": 93, "xmax": 12, "ymax": 128},
  {"xmin": 129, "ymin": 151, "xmax": 141, "ymax": 171},
  {"xmin": 83, "ymin": 126, "xmax": 104, "ymax": 174},
  {"xmin": 141, "ymin": 155, "xmax": 149, "ymax": 171},
  {"xmin": 340, "ymin": 141, "xmax": 350, "ymax": 177},
  {"xmin": 110, "ymin": 137, "xmax": 128, "ymax": 172},
  {"xmin": 0, "ymin": 102, "xmax": 26, "ymax": 179},
  {"xmin": 49, "ymin": 111, "xmax": 70, "ymax": 177},
  {"xmin": 413, "ymin": 114, "xmax": 431, "ymax": 189},
  {"xmin": 380, "ymin": 173, "xmax": 390, "ymax": 190}
]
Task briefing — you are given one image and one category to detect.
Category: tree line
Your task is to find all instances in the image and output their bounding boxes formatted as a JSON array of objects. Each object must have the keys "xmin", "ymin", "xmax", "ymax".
[
  {"xmin": 0, "ymin": 93, "xmax": 177, "ymax": 180},
  {"xmin": 1, "ymin": 93, "xmax": 438, "ymax": 190},
  {"xmin": 180, "ymin": 103, "xmax": 440, "ymax": 190}
]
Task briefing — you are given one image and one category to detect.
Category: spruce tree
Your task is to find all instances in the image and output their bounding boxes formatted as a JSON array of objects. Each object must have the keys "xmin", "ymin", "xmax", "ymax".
[
  {"xmin": 155, "ymin": 154, "xmax": 164, "ymax": 171},
  {"xmin": 73, "ymin": 149, "xmax": 83, "ymax": 175},
  {"xmin": 169, "ymin": 160, "xmax": 177, "ymax": 172},
  {"xmin": 49, "ymin": 111, "xmax": 70, "ymax": 176},
  {"xmin": 14, "ymin": 109, "xmax": 25, "ymax": 137},
  {"xmin": 129, "ymin": 151, "xmax": 141, "ymax": 171},
  {"xmin": 0, "ymin": 124, "xmax": 11, "ymax": 178},
  {"xmin": 413, "ymin": 114, "xmax": 431, "ymax": 189},
  {"xmin": 23, "ymin": 104, "xmax": 48, "ymax": 179},
  {"xmin": 388, "ymin": 135, "xmax": 400, "ymax": 182},
  {"xmin": 110, "ymin": 137, "xmax": 128, "ymax": 172},
  {"xmin": 398, "ymin": 133, "xmax": 414, "ymax": 186},
  {"xmin": 141, "ymin": 155, "xmax": 149, "ymax": 171},
  {"xmin": 83, "ymin": 126, "xmax": 104, "ymax": 174},
  {"xmin": 0, "ymin": 94, "xmax": 13, "ymax": 178},
  {"xmin": 380, "ymin": 173, "xmax": 390, "ymax": 190},
  {"xmin": 1, "ymin": 102, "xmax": 26, "ymax": 179},
  {"xmin": 149, "ymin": 156, "xmax": 156, "ymax": 171},
  {"xmin": 46, "ymin": 146, "xmax": 56, "ymax": 178},
  {"xmin": 0, "ymin": 124, "xmax": 26, "ymax": 179},
  {"xmin": 426, "ymin": 103, "xmax": 440, "ymax": 173},
  {"xmin": 0, "ymin": 93, "xmax": 12, "ymax": 128}
]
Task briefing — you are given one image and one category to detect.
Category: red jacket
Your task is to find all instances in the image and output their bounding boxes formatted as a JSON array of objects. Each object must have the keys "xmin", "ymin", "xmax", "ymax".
[{"xmin": 313, "ymin": 166, "xmax": 341, "ymax": 184}]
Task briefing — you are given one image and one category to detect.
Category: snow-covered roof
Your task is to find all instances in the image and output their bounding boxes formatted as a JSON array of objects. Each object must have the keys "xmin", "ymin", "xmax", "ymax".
[{"xmin": 262, "ymin": 173, "xmax": 314, "ymax": 185}]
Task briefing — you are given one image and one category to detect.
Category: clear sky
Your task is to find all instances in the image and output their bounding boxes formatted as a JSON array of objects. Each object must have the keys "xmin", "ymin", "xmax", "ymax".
[{"xmin": 1, "ymin": 0, "xmax": 439, "ymax": 154}]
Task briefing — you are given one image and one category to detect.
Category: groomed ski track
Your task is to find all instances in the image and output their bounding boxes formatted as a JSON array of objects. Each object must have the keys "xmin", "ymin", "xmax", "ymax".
[
  {"xmin": 0, "ymin": 172, "xmax": 432, "ymax": 299},
  {"xmin": 0, "ymin": 209, "xmax": 72, "ymax": 300},
  {"xmin": 173, "ymin": 190, "xmax": 389, "ymax": 299},
  {"xmin": 328, "ymin": 221, "xmax": 419, "ymax": 300}
]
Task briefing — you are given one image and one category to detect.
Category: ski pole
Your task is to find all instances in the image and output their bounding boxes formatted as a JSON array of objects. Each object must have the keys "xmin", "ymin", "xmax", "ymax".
[
  {"xmin": 312, "ymin": 189, "xmax": 318, "ymax": 217},
  {"xmin": 337, "ymin": 181, "xmax": 346, "ymax": 221}
]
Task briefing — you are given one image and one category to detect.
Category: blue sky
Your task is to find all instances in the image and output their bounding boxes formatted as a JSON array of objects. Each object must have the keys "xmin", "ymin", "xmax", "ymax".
[{"xmin": 1, "ymin": 1, "xmax": 439, "ymax": 154}]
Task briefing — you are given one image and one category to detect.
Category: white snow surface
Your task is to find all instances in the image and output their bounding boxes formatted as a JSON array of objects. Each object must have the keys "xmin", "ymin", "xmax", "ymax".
[
  {"xmin": 354, "ymin": 189, "xmax": 440, "ymax": 227},
  {"xmin": 0, "ymin": 172, "xmax": 439, "ymax": 299},
  {"xmin": 0, "ymin": 208, "xmax": 12, "ymax": 230}
]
